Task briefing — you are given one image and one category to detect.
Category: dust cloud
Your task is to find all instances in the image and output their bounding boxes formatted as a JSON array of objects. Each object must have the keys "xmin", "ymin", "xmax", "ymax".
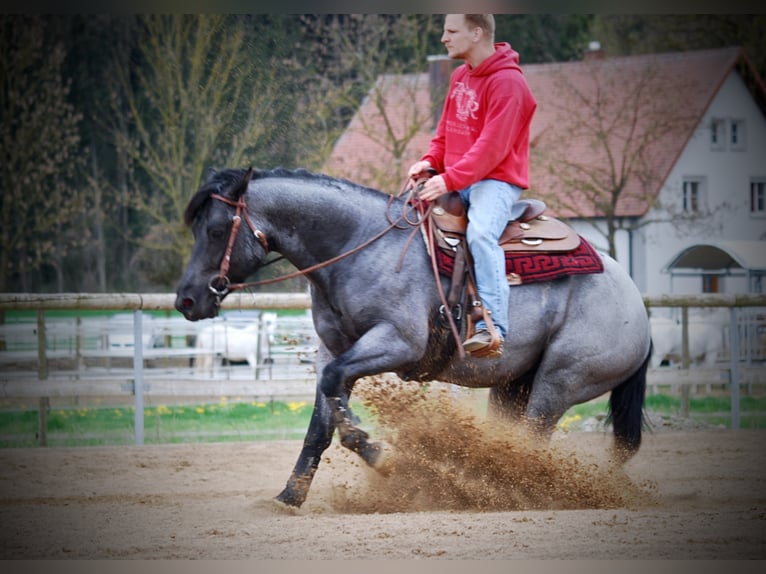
[{"xmin": 329, "ymin": 378, "xmax": 654, "ymax": 514}]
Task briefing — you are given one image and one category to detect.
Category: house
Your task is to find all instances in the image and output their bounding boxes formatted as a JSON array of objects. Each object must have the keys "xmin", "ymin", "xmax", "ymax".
[{"xmin": 325, "ymin": 46, "xmax": 766, "ymax": 296}]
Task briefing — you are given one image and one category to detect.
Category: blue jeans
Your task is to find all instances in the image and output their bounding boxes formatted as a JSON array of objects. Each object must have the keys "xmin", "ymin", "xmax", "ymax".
[{"xmin": 459, "ymin": 180, "xmax": 521, "ymax": 338}]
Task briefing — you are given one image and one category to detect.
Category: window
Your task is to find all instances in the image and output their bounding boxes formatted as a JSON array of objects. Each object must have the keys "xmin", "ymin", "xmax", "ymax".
[
  {"xmin": 682, "ymin": 178, "xmax": 705, "ymax": 213},
  {"xmin": 730, "ymin": 119, "xmax": 746, "ymax": 151},
  {"xmin": 752, "ymin": 180, "xmax": 766, "ymax": 215},
  {"xmin": 710, "ymin": 118, "xmax": 725, "ymax": 150}
]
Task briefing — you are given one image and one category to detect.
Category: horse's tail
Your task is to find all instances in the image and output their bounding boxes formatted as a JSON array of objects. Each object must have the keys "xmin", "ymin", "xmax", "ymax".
[{"xmin": 607, "ymin": 341, "xmax": 652, "ymax": 462}]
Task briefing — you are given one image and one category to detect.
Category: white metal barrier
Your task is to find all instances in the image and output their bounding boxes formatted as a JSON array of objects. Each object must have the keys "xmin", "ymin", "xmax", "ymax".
[
  {"xmin": 0, "ymin": 293, "xmax": 311, "ymax": 445},
  {"xmin": 0, "ymin": 292, "xmax": 764, "ymax": 444}
]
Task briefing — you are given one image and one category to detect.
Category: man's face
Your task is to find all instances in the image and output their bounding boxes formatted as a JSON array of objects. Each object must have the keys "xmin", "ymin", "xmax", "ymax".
[{"xmin": 441, "ymin": 14, "xmax": 477, "ymax": 61}]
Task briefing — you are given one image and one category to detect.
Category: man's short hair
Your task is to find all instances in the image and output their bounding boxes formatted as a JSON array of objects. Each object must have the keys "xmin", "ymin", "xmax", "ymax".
[{"xmin": 463, "ymin": 14, "xmax": 495, "ymax": 43}]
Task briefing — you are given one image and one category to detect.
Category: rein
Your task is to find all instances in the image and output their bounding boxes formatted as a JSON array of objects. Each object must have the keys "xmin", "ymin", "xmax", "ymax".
[{"xmin": 207, "ymin": 189, "xmax": 416, "ymax": 298}]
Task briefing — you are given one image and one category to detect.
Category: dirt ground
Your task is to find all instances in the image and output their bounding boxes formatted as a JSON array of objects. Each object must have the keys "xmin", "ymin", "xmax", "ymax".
[{"xmin": 1, "ymin": 386, "xmax": 765, "ymax": 559}]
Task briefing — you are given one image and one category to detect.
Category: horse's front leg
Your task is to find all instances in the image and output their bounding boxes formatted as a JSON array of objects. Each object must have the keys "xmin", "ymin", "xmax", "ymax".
[
  {"xmin": 320, "ymin": 322, "xmax": 420, "ymax": 468},
  {"xmin": 275, "ymin": 381, "xmax": 335, "ymax": 507}
]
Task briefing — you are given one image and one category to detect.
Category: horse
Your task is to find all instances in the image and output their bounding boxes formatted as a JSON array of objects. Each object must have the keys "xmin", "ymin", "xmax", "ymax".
[
  {"xmin": 175, "ymin": 167, "xmax": 652, "ymax": 508},
  {"xmin": 194, "ymin": 321, "xmax": 260, "ymax": 374},
  {"xmin": 649, "ymin": 315, "xmax": 725, "ymax": 368}
]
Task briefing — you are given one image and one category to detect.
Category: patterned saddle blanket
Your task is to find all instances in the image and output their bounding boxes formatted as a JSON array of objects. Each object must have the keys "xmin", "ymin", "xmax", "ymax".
[
  {"xmin": 427, "ymin": 196, "xmax": 604, "ymax": 285},
  {"xmin": 435, "ymin": 234, "xmax": 604, "ymax": 285}
]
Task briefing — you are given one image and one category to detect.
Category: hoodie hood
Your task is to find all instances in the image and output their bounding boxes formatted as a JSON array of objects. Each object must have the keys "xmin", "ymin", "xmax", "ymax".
[{"xmin": 468, "ymin": 42, "xmax": 521, "ymax": 77}]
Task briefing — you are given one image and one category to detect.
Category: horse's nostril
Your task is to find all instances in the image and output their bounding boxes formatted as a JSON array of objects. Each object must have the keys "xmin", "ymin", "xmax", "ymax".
[{"xmin": 182, "ymin": 297, "xmax": 194, "ymax": 310}]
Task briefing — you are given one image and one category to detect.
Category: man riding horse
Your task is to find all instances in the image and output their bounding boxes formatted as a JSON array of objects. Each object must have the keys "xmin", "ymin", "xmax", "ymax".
[{"xmin": 407, "ymin": 14, "xmax": 537, "ymax": 357}]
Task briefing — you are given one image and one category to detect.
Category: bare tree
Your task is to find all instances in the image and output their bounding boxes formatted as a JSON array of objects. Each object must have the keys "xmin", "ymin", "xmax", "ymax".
[
  {"xmin": 309, "ymin": 15, "xmax": 440, "ymax": 193},
  {"xmin": 0, "ymin": 16, "xmax": 87, "ymax": 292},
  {"xmin": 532, "ymin": 56, "xmax": 703, "ymax": 258},
  {"xmin": 110, "ymin": 15, "xmax": 286, "ymax": 287}
]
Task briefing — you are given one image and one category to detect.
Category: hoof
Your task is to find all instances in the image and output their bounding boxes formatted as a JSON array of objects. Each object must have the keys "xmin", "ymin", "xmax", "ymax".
[
  {"xmin": 275, "ymin": 487, "xmax": 306, "ymax": 509},
  {"xmin": 255, "ymin": 496, "xmax": 301, "ymax": 515},
  {"xmin": 368, "ymin": 441, "xmax": 395, "ymax": 476}
]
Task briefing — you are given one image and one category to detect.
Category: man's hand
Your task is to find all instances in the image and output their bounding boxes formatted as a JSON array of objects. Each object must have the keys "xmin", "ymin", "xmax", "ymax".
[
  {"xmin": 407, "ymin": 160, "xmax": 434, "ymax": 190},
  {"xmin": 407, "ymin": 160, "xmax": 432, "ymax": 180},
  {"xmin": 417, "ymin": 175, "xmax": 448, "ymax": 202}
]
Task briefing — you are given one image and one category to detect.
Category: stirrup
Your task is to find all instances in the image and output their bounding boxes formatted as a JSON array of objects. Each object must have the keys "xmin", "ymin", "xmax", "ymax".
[{"xmin": 467, "ymin": 336, "xmax": 503, "ymax": 358}]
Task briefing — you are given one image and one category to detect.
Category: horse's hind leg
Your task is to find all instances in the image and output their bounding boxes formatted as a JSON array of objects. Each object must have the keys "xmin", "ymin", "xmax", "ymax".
[{"xmin": 488, "ymin": 370, "xmax": 535, "ymax": 422}]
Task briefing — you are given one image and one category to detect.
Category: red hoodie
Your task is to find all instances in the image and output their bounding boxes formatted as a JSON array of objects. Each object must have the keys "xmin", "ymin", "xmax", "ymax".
[{"xmin": 422, "ymin": 43, "xmax": 537, "ymax": 191}]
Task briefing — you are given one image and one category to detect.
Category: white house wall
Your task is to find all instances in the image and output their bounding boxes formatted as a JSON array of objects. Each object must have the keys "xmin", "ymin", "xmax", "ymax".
[
  {"xmin": 636, "ymin": 70, "xmax": 766, "ymax": 295},
  {"xmin": 567, "ymin": 219, "xmax": 633, "ymax": 277}
]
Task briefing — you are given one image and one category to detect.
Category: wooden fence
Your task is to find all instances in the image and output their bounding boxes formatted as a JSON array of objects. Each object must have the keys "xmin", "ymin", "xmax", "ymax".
[{"xmin": 1, "ymin": 291, "xmax": 764, "ymax": 445}]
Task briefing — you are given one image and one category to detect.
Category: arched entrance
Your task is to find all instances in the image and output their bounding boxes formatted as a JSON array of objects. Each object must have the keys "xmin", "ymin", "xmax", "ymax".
[{"xmin": 663, "ymin": 241, "xmax": 766, "ymax": 294}]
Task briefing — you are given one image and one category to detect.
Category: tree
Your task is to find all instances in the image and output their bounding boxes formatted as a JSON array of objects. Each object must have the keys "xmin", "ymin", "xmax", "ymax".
[
  {"xmin": 111, "ymin": 15, "xmax": 291, "ymax": 287},
  {"xmin": 532, "ymin": 56, "xmax": 703, "ymax": 259},
  {"xmin": 0, "ymin": 16, "xmax": 87, "ymax": 292},
  {"xmin": 496, "ymin": 14, "xmax": 595, "ymax": 63},
  {"xmin": 310, "ymin": 15, "xmax": 442, "ymax": 192},
  {"xmin": 591, "ymin": 15, "xmax": 766, "ymax": 80}
]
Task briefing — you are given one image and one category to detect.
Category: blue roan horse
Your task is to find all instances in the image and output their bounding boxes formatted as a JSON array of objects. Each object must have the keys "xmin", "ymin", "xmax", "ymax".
[{"xmin": 175, "ymin": 167, "xmax": 652, "ymax": 508}]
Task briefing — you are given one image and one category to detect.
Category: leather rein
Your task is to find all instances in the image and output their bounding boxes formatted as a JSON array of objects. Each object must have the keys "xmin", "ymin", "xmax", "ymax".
[
  {"xmin": 206, "ymin": 179, "xmax": 465, "ymax": 358},
  {"xmin": 207, "ymin": 188, "xmax": 419, "ymax": 298}
]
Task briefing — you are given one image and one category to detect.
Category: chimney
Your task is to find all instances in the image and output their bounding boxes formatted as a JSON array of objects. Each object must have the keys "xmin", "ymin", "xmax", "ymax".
[
  {"xmin": 428, "ymin": 54, "xmax": 458, "ymax": 129},
  {"xmin": 584, "ymin": 40, "xmax": 605, "ymax": 61}
]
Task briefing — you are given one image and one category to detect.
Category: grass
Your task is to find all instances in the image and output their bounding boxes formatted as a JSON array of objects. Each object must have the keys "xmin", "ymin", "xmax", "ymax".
[
  {"xmin": 0, "ymin": 398, "xmax": 360, "ymax": 448},
  {"xmin": 560, "ymin": 393, "xmax": 766, "ymax": 430},
  {"xmin": 0, "ymin": 392, "xmax": 764, "ymax": 448}
]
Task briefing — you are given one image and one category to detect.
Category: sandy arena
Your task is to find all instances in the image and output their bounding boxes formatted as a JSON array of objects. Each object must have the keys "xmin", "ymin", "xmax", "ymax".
[{"xmin": 1, "ymin": 385, "xmax": 765, "ymax": 559}]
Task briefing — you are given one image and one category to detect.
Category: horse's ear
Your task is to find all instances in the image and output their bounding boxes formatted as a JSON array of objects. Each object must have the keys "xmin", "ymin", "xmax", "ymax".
[
  {"xmin": 205, "ymin": 167, "xmax": 218, "ymax": 183},
  {"xmin": 232, "ymin": 167, "xmax": 254, "ymax": 200}
]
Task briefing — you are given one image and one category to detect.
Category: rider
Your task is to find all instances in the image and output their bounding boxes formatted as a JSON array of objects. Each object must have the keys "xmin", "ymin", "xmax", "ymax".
[{"xmin": 408, "ymin": 13, "xmax": 537, "ymax": 357}]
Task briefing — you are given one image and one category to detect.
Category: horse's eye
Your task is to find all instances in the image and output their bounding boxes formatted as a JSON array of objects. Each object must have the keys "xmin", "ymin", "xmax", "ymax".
[{"xmin": 208, "ymin": 227, "xmax": 225, "ymax": 241}]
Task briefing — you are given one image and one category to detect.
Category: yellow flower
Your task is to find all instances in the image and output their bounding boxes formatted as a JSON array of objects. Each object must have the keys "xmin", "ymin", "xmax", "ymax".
[
  {"xmin": 195, "ymin": 407, "xmax": 205, "ymax": 415},
  {"xmin": 557, "ymin": 414, "xmax": 582, "ymax": 431},
  {"xmin": 287, "ymin": 401, "xmax": 306, "ymax": 412}
]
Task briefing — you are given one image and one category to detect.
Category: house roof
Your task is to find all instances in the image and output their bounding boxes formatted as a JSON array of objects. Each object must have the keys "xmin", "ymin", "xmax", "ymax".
[{"xmin": 325, "ymin": 46, "xmax": 766, "ymax": 218}]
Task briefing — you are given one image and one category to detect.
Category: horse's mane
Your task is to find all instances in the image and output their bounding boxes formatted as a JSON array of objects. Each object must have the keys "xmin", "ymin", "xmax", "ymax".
[
  {"xmin": 184, "ymin": 167, "xmax": 389, "ymax": 226},
  {"xmin": 184, "ymin": 168, "xmax": 250, "ymax": 226},
  {"xmin": 256, "ymin": 167, "xmax": 384, "ymax": 197}
]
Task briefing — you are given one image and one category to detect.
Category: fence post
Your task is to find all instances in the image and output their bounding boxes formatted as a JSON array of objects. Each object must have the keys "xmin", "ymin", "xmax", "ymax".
[
  {"xmin": 36, "ymin": 309, "xmax": 49, "ymax": 447},
  {"xmin": 729, "ymin": 307, "xmax": 740, "ymax": 430},
  {"xmin": 133, "ymin": 310, "xmax": 145, "ymax": 445},
  {"xmin": 36, "ymin": 309, "xmax": 48, "ymax": 380},
  {"xmin": 680, "ymin": 306, "xmax": 690, "ymax": 417}
]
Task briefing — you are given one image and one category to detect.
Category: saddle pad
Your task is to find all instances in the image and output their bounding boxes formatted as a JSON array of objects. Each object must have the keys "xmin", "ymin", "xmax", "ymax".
[{"xmin": 435, "ymin": 235, "xmax": 604, "ymax": 285}]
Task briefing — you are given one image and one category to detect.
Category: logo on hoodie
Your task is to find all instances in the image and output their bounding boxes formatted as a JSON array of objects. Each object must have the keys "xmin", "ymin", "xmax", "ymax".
[{"xmin": 451, "ymin": 82, "xmax": 479, "ymax": 122}]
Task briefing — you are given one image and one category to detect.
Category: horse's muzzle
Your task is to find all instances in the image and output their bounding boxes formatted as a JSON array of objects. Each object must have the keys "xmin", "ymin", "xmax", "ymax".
[{"xmin": 174, "ymin": 292, "xmax": 219, "ymax": 321}]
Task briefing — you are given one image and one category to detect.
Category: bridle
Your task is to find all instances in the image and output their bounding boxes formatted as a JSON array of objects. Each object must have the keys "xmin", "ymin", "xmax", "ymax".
[
  {"xmin": 206, "ymin": 187, "xmax": 418, "ymax": 301},
  {"xmin": 207, "ymin": 192, "xmax": 269, "ymax": 299}
]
